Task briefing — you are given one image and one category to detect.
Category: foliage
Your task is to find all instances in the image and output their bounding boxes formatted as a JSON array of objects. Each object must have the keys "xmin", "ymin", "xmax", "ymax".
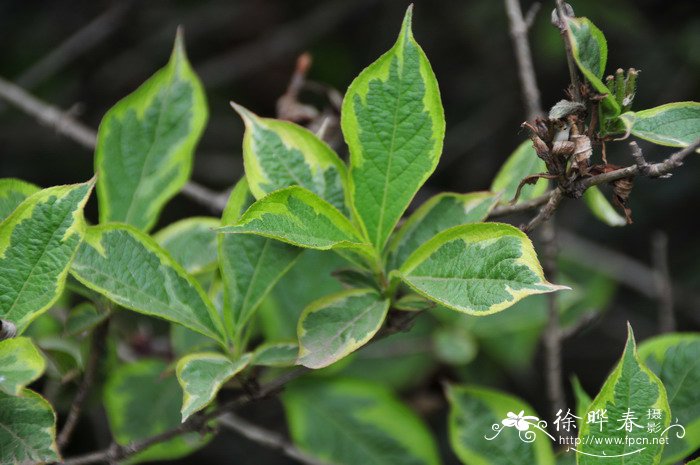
[{"xmin": 0, "ymin": 3, "xmax": 698, "ymax": 465}]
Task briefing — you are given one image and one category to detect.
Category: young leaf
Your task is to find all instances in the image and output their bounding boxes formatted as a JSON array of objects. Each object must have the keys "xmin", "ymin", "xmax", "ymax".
[
  {"xmin": 155, "ymin": 217, "xmax": 220, "ymax": 275},
  {"xmin": 283, "ymin": 378, "xmax": 441, "ymax": 465},
  {"xmin": 297, "ymin": 288, "xmax": 390, "ymax": 369},
  {"xmin": 583, "ymin": 186, "xmax": 626, "ymax": 227},
  {"xmin": 638, "ymin": 333, "xmax": 700, "ymax": 465},
  {"xmin": 0, "ymin": 337, "xmax": 46, "ymax": 395},
  {"xmin": 218, "ymin": 186, "xmax": 372, "ymax": 256},
  {"xmin": 447, "ymin": 384, "xmax": 555, "ymax": 465},
  {"xmin": 0, "ymin": 389, "xmax": 59, "ymax": 464},
  {"xmin": 577, "ymin": 325, "xmax": 670, "ymax": 465},
  {"xmin": 0, "ymin": 178, "xmax": 39, "ymax": 221},
  {"xmin": 252, "ymin": 341, "xmax": 298, "ymax": 367},
  {"xmin": 65, "ymin": 302, "xmax": 108, "ymax": 337},
  {"xmin": 176, "ymin": 352, "xmax": 252, "ymax": 421},
  {"xmin": 218, "ymin": 178, "xmax": 302, "ymax": 340},
  {"xmin": 104, "ymin": 359, "xmax": 209, "ymax": 463},
  {"xmin": 95, "ymin": 32, "xmax": 207, "ymax": 232},
  {"xmin": 565, "ymin": 17, "xmax": 620, "ymax": 116},
  {"xmin": 490, "ymin": 141, "xmax": 548, "ymax": 204},
  {"xmin": 618, "ymin": 102, "xmax": 700, "ymax": 147},
  {"xmin": 397, "ymin": 223, "xmax": 566, "ymax": 315},
  {"xmin": 71, "ymin": 224, "xmax": 226, "ymax": 344},
  {"xmin": 571, "ymin": 376, "xmax": 592, "ymax": 429},
  {"xmin": 0, "ymin": 180, "xmax": 93, "ymax": 334},
  {"xmin": 387, "ymin": 191, "xmax": 499, "ymax": 270},
  {"xmin": 342, "ymin": 6, "xmax": 445, "ymax": 250},
  {"xmin": 231, "ymin": 103, "xmax": 348, "ymax": 212}
]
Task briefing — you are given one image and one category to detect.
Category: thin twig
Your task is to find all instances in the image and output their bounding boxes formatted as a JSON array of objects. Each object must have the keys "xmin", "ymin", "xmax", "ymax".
[
  {"xmin": 219, "ymin": 413, "xmax": 333, "ymax": 465},
  {"xmin": 57, "ymin": 320, "xmax": 110, "ymax": 450},
  {"xmin": 504, "ymin": 0, "xmax": 544, "ymax": 119},
  {"xmin": 60, "ymin": 316, "xmax": 418, "ymax": 465},
  {"xmin": 199, "ymin": 0, "xmax": 378, "ymax": 87},
  {"xmin": 0, "ymin": 75, "xmax": 227, "ymax": 213},
  {"xmin": 553, "ymin": 0, "xmax": 582, "ymax": 101},
  {"xmin": 540, "ymin": 220, "xmax": 566, "ymax": 425},
  {"xmin": 522, "ymin": 188, "xmax": 564, "ymax": 232},
  {"xmin": 10, "ymin": 3, "xmax": 133, "ymax": 91},
  {"xmin": 652, "ymin": 232, "xmax": 675, "ymax": 333}
]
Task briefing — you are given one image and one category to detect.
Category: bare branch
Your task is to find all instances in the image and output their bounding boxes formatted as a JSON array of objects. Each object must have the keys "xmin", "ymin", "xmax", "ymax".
[
  {"xmin": 56, "ymin": 320, "xmax": 109, "ymax": 450},
  {"xmin": 522, "ymin": 188, "xmax": 564, "ymax": 232},
  {"xmin": 652, "ymin": 231, "xmax": 675, "ymax": 333},
  {"xmin": 199, "ymin": 0, "xmax": 378, "ymax": 87},
  {"xmin": 504, "ymin": 0, "xmax": 544, "ymax": 119},
  {"xmin": 553, "ymin": 0, "xmax": 582, "ymax": 101},
  {"xmin": 219, "ymin": 413, "xmax": 332, "ymax": 465},
  {"xmin": 0, "ymin": 75, "xmax": 228, "ymax": 213}
]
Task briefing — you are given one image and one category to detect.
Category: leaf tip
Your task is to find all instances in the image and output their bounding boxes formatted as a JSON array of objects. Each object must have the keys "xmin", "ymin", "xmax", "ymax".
[
  {"xmin": 230, "ymin": 101, "xmax": 257, "ymax": 126},
  {"xmin": 399, "ymin": 4, "xmax": 415, "ymax": 39}
]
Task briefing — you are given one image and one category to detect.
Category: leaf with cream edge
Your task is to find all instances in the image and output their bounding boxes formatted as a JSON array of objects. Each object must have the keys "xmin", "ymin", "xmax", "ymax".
[
  {"xmin": 283, "ymin": 378, "xmax": 441, "ymax": 465},
  {"xmin": 386, "ymin": 191, "xmax": 500, "ymax": 270},
  {"xmin": 638, "ymin": 333, "xmax": 700, "ymax": 465},
  {"xmin": 297, "ymin": 288, "xmax": 390, "ymax": 369},
  {"xmin": 577, "ymin": 325, "xmax": 670, "ymax": 465},
  {"xmin": 0, "ymin": 178, "xmax": 39, "ymax": 221},
  {"xmin": 104, "ymin": 359, "xmax": 209, "ymax": 463},
  {"xmin": 218, "ymin": 178, "xmax": 302, "ymax": 342},
  {"xmin": 618, "ymin": 102, "xmax": 700, "ymax": 148},
  {"xmin": 342, "ymin": 5, "xmax": 445, "ymax": 250},
  {"xmin": 491, "ymin": 141, "xmax": 548, "ymax": 204},
  {"xmin": 218, "ymin": 186, "xmax": 374, "ymax": 258},
  {"xmin": 0, "ymin": 389, "xmax": 59, "ymax": 464},
  {"xmin": 176, "ymin": 352, "xmax": 252, "ymax": 421},
  {"xmin": 447, "ymin": 384, "xmax": 555, "ymax": 465},
  {"xmin": 71, "ymin": 224, "xmax": 226, "ymax": 345},
  {"xmin": 565, "ymin": 16, "xmax": 620, "ymax": 117},
  {"xmin": 231, "ymin": 103, "xmax": 348, "ymax": 213},
  {"xmin": 252, "ymin": 342, "xmax": 298, "ymax": 367},
  {"xmin": 0, "ymin": 180, "xmax": 93, "ymax": 334},
  {"xmin": 583, "ymin": 186, "xmax": 626, "ymax": 226},
  {"xmin": 0, "ymin": 337, "xmax": 46, "ymax": 395},
  {"xmin": 396, "ymin": 223, "xmax": 566, "ymax": 315},
  {"xmin": 95, "ymin": 31, "xmax": 207, "ymax": 232},
  {"xmin": 155, "ymin": 217, "xmax": 220, "ymax": 275}
]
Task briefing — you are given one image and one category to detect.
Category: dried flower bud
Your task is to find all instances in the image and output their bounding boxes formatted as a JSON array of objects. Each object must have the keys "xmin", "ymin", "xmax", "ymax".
[{"xmin": 0, "ymin": 319, "xmax": 17, "ymax": 340}]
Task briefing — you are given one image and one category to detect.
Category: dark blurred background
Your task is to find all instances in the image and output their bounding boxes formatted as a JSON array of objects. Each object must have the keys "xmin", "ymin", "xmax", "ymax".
[{"xmin": 1, "ymin": 0, "xmax": 699, "ymax": 463}]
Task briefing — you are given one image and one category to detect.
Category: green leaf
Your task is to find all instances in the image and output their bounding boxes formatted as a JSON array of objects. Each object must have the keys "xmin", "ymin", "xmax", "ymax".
[
  {"xmin": 0, "ymin": 337, "xmax": 46, "ymax": 395},
  {"xmin": 155, "ymin": 217, "xmax": 220, "ymax": 275},
  {"xmin": 104, "ymin": 359, "xmax": 208, "ymax": 463},
  {"xmin": 583, "ymin": 186, "xmax": 626, "ymax": 227},
  {"xmin": 433, "ymin": 326, "xmax": 477, "ymax": 366},
  {"xmin": 0, "ymin": 180, "xmax": 93, "ymax": 334},
  {"xmin": 283, "ymin": 378, "xmax": 441, "ymax": 465},
  {"xmin": 170, "ymin": 324, "xmax": 218, "ymax": 357},
  {"xmin": 342, "ymin": 6, "xmax": 445, "ymax": 250},
  {"xmin": 71, "ymin": 224, "xmax": 225, "ymax": 344},
  {"xmin": 252, "ymin": 341, "xmax": 298, "ymax": 367},
  {"xmin": 218, "ymin": 178, "xmax": 301, "ymax": 342},
  {"xmin": 259, "ymin": 250, "xmax": 346, "ymax": 341},
  {"xmin": 0, "ymin": 389, "xmax": 59, "ymax": 464},
  {"xmin": 447, "ymin": 384, "xmax": 555, "ymax": 465},
  {"xmin": 297, "ymin": 288, "xmax": 390, "ymax": 369},
  {"xmin": 218, "ymin": 186, "xmax": 372, "ymax": 256},
  {"xmin": 232, "ymin": 103, "xmax": 348, "ymax": 213},
  {"xmin": 490, "ymin": 141, "xmax": 548, "ymax": 204},
  {"xmin": 572, "ymin": 376, "xmax": 592, "ymax": 428},
  {"xmin": 176, "ymin": 352, "xmax": 252, "ymax": 421},
  {"xmin": 577, "ymin": 325, "xmax": 670, "ymax": 465},
  {"xmin": 387, "ymin": 191, "xmax": 499, "ymax": 270},
  {"xmin": 0, "ymin": 178, "xmax": 39, "ymax": 221},
  {"xmin": 96, "ymin": 32, "xmax": 207, "ymax": 231},
  {"xmin": 638, "ymin": 333, "xmax": 700, "ymax": 465},
  {"xmin": 397, "ymin": 223, "xmax": 566, "ymax": 315},
  {"xmin": 65, "ymin": 302, "xmax": 108, "ymax": 337},
  {"xmin": 565, "ymin": 17, "xmax": 620, "ymax": 117},
  {"xmin": 618, "ymin": 102, "xmax": 700, "ymax": 148}
]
